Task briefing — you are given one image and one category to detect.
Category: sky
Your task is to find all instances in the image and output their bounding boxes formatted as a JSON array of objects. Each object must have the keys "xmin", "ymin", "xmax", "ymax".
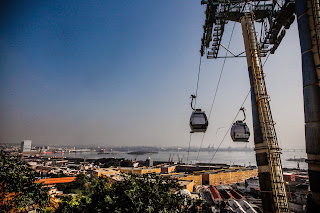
[{"xmin": 0, "ymin": 0, "xmax": 305, "ymax": 149}]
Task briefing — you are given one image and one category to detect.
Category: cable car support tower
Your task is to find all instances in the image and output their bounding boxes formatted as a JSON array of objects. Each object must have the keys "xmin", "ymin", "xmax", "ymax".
[
  {"xmin": 200, "ymin": 0, "xmax": 297, "ymax": 212},
  {"xmin": 241, "ymin": 13, "xmax": 289, "ymax": 212}
]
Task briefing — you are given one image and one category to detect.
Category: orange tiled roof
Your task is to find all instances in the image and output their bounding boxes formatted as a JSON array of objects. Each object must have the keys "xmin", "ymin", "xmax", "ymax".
[{"xmin": 35, "ymin": 177, "xmax": 76, "ymax": 185}]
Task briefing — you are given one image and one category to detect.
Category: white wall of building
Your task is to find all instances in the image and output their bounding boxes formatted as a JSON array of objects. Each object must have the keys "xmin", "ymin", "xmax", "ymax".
[{"xmin": 21, "ymin": 140, "xmax": 32, "ymax": 152}]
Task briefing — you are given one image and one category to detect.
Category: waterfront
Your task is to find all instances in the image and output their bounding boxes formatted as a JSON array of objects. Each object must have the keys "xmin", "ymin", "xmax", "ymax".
[{"xmin": 44, "ymin": 150, "xmax": 308, "ymax": 169}]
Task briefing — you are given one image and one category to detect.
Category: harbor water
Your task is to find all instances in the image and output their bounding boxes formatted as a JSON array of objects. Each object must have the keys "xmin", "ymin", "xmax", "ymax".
[{"xmin": 44, "ymin": 150, "xmax": 307, "ymax": 170}]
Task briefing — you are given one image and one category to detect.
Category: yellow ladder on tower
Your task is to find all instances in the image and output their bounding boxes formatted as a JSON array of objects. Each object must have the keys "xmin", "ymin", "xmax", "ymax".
[{"xmin": 243, "ymin": 13, "xmax": 290, "ymax": 212}]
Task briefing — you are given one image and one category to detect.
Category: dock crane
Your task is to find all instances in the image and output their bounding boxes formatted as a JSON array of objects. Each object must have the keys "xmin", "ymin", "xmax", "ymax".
[{"xmin": 200, "ymin": 0, "xmax": 297, "ymax": 212}]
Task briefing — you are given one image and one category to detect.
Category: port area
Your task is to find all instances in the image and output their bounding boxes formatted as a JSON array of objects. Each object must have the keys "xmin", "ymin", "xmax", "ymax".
[
  {"xmin": 199, "ymin": 167, "xmax": 309, "ymax": 213},
  {"xmin": 17, "ymin": 152, "xmax": 310, "ymax": 213},
  {"xmin": 172, "ymin": 165, "xmax": 309, "ymax": 213}
]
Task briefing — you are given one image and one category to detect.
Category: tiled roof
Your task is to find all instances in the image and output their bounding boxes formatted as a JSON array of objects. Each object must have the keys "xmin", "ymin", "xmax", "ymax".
[{"xmin": 35, "ymin": 177, "xmax": 76, "ymax": 185}]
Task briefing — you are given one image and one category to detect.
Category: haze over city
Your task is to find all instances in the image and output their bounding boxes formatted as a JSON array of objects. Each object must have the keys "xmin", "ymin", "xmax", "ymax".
[{"xmin": 1, "ymin": 0, "xmax": 305, "ymax": 149}]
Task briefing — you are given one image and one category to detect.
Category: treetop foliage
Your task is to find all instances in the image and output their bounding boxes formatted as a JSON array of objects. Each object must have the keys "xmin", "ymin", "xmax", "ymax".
[
  {"xmin": 56, "ymin": 173, "xmax": 211, "ymax": 213},
  {"xmin": 0, "ymin": 151, "xmax": 52, "ymax": 212}
]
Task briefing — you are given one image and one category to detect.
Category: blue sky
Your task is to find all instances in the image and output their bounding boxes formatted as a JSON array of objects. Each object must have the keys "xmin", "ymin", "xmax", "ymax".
[{"xmin": 0, "ymin": 1, "xmax": 305, "ymax": 149}]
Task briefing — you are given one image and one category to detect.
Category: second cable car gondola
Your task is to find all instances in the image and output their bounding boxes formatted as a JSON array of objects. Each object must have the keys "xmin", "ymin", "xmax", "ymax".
[
  {"xmin": 230, "ymin": 107, "xmax": 250, "ymax": 142},
  {"xmin": 189, "ymin": 95, "xmax": 208, "ymax": 133}
]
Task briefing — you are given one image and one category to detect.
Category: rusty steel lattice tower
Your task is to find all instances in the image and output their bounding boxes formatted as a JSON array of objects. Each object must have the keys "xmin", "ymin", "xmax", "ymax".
[{"xmin": 200, "ymin": 0, "xmax": 296, "ymax": 212}]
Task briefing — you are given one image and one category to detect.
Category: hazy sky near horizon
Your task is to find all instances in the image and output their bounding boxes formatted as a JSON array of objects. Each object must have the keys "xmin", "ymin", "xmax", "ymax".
[{"xmin": 1, "ymin": 1, "xmax": 305, "ymax": 149}]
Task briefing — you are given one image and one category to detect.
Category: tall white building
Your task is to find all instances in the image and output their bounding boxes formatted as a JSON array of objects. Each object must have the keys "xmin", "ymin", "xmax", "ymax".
[{"xmin": 21, "ymin": 140, "xmax": 32, "ymax": 152}]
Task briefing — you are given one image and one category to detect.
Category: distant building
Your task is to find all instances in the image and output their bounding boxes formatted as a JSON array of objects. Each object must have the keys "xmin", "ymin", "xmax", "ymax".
[
  {"xmin": 162, "ymin": 173, "xmax": 202, "ymax": 185},
  {"xmin": 193, "ymin": 167, "xmax": 258, "ymax": 185},
  {"xmin": 91, "ymin": 168, "xmax": 120, "ymax": 179},
  {"xmin": 39, "ymin": 146, "xmax": 49, "ymax": 151},
  {"xmin": 146, "ymin": 157, "xmax": 153, "ymax": 167},
  {"xmin": 160, "ymin": 164, "xmax": 176, "ymax": 173},
  {"xmin": 119, "ymin": 167, "xmax": 161, "ymax": 175},
  {"xmin": 21, "ymin": 140, "xmax": 32, "ymax": 152}
]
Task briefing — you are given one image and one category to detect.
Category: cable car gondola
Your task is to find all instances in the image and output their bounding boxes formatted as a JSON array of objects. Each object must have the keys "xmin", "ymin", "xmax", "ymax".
[
  {"xmin": 190, "ymin": 109, "xmax": 208, "ymax": 133},
  {"xmin": 230, "ymin": 107, "xmax": 250, "ymax": 142},
  {"xmin": 189, "ymin": 95, "xmax": 208, "ymax": 133}
]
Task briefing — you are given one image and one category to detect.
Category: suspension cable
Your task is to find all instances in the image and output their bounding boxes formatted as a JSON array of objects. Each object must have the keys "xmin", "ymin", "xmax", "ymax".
[
  {"xmin": 263, "ymin": 52, "xmax": 271, "ymax": 67},
  {"xmin": 261, "ymin": 51, "xmax": 283, "ymax": 147},
  {"xmin": 194, "ymin": 55, "xmax": 202, "ymax": 108},
  {"xmin": 186, "ymin": 55, "xmax": 203, "ymax": 164},
  {"xmin": 209, "ymin": 90, "xmax": 251, "ymax": 163},
  {"xmin": 195, "ymin": 21, "xmax": 237, "ymax": 162},
  {"xmin": 208, "ymin": 49, "xmax": 272, "ymax": 163}
]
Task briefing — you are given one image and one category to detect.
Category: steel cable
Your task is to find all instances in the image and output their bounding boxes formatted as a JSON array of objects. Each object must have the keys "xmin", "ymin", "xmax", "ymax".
[
  {"xmin": 186, "ymin": 55, "xmax": 203, "ymax": 164},
  {"xmin": 194, "ymin": 55, "xmax": 202, "ymax": 108},
  {"xmin": 208, "ymin": 49, "xmax": 272, "ymax": 163},
  {"xmin": 209, "ymin": 90, "xmax": 251, "ymax": 163},
  {"xmin": 195, "ymin": 22, "xmax": 237, "ymax": 162}
]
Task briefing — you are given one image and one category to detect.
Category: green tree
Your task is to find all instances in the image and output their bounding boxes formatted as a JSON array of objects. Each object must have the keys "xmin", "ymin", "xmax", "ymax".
[
  {"xmin": 0, "ymin": 151, "xmax": 51, "ymax": 212},
  {"xmin": 56, "ymin": 173, "xmax": 93, "ymax": 196},
  {"xmin": 95, "ymin": 173, "xmax": 183, "ymax": 212},
  {"xmin": 94, "ymin": 158, "xmax": 121, "ymax": 168},
  {"xmin": 119, "ymin": 159, "xmax": 133, "ymax": 167},
  {"xmin": 55, "ymin": 195, "xmax": 91, "ymax": 213},
  {"xmin": 57, "ymin": 173, "xmax": 212, "ymax": 212}
]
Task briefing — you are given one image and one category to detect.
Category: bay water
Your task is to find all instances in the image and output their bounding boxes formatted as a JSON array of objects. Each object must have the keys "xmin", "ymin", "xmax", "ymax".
[{"xmin": 45, "ymin": 150, "xmax": 307, "ymax": 170}]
